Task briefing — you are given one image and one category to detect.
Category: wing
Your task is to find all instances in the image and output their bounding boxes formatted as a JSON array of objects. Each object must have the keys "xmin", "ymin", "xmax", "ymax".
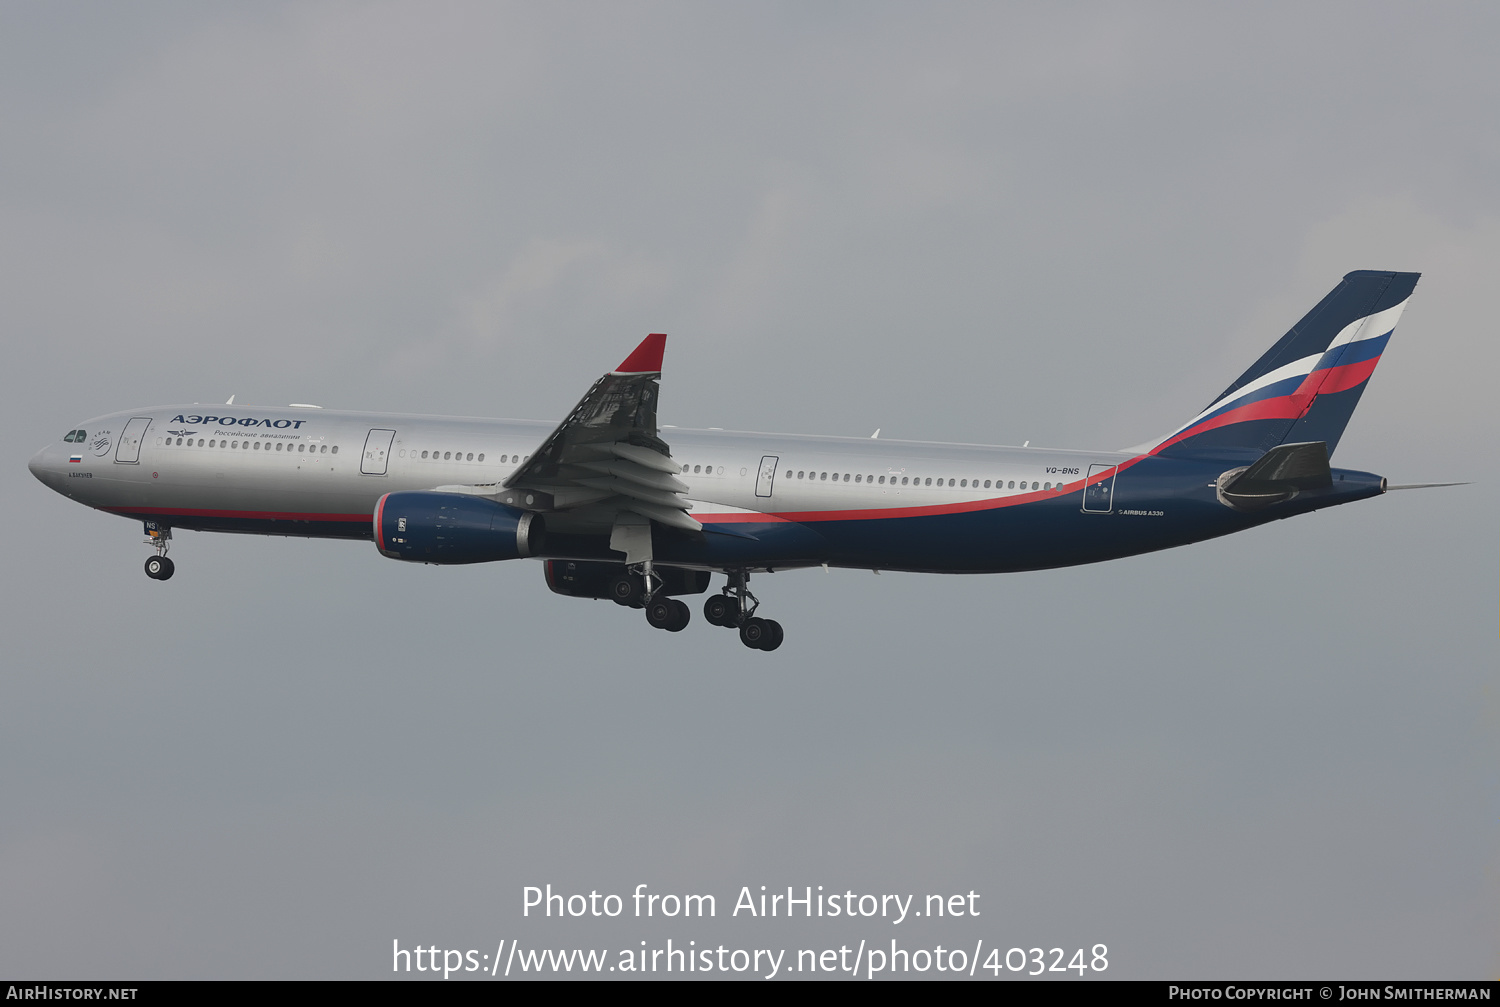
[{"xmin": 498, "ymin": 333, "xmax": 700, "ymax": 533}]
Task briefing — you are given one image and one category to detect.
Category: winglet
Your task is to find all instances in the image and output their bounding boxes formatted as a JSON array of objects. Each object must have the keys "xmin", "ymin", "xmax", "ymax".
[{"xmin": 615, "ymin": 333, "xmax": 667, "ymax": 374}]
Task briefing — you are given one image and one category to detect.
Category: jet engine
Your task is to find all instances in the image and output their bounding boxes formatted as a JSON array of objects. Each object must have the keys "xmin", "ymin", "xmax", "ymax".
[{"xmin": 374, "ymin": 492, "xmax": 545, "ymax": 563}]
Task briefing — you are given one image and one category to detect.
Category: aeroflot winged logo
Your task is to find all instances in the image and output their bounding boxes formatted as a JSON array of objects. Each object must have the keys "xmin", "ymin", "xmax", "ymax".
[{"xmin": 171, "ymin": 414, "xmax": 309, "ymax": 429}]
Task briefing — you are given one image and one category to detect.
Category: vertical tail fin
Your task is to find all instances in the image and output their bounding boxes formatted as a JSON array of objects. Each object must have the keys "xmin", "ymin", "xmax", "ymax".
[{"xmin": 1152, "ymin": 270, "xmax": 1419, "ymax": 459}]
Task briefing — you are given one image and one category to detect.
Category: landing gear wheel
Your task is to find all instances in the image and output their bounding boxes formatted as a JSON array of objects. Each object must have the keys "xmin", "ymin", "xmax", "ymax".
[
  {"xmin": 760, "ymin": 619, "xmax": 783, "ymax": 651},
  {"xmin": 740, "ymin": 617, "xmax": 770, "ymax": 649},
  {"xmin": 609, "ymin": 574, "xmax": 645, "ymax": 607},
  {"xmin": 144, "ymin": 556, "xmax": 174, "ymax": 581},
  {"xmin": 646, "ymin": 597, "xmax": 675, "ymax": 629},
  {"xmin": 703, "ymin": 594, "xmax": 736, "ymax": 627},
  {"xmin": 647, "ymin": 598, "xmax": 692, "ymax": 632}
]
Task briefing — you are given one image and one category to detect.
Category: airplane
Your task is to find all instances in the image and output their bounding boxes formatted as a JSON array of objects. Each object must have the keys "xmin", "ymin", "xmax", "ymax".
[{"xmin": 29, "ymin": 269, "xmax": 1425, "ymax": 652}]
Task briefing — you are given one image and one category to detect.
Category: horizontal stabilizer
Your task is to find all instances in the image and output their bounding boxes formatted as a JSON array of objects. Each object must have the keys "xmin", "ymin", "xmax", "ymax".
[{"xmin": 1217, "ymin": 441, "xmax": 1331, "ymax": 511}]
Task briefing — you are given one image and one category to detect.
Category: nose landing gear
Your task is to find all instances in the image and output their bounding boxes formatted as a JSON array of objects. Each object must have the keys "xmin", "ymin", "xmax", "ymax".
[
  {"xmin": 704, "ymin": 570, "xmax": 782, "ymax": 651},
  {"xmin": 143, "ymin": 522, "xmax": 174, "ymax": 580}
]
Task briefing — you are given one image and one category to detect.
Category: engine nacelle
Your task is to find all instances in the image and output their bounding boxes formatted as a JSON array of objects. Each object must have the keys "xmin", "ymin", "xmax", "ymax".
[
  {"xmin": 544, "ymin": 559, "xmax": 709, "ymax": 598},
  {"xmin": 374, "ymin": 492, "xmax": 545, "ymax": 564}
]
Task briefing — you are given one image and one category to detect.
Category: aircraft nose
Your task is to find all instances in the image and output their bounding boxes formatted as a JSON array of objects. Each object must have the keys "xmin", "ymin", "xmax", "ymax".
[{"xmin": 29, "ymin": 445, "xmax": 56, "ymax": 486}]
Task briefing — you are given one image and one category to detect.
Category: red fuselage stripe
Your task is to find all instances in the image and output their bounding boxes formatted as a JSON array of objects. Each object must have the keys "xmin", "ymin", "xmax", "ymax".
[{"xmin": 104, "ymin": 506, "xmax": 371, "ymax": 523}]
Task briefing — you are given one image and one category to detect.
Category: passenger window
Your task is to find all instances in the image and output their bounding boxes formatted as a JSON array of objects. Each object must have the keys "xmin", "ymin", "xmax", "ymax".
[
  {"xmin": 1031, "ymin": 481, "xmax": 1038, "ymax": 490},
  {"xmin": 1044, "ymin": 481, "xmax": 1051, "ymax": 490},
  {"xmin": 478, "ymin": 453, "xmax": 485, "ymax": 462},
  {"xmin": 878, "ymin": 476, "xmax": 885, "ymax": 484},
  {"xmin": 842, "ymin": 473, "xmax": 850, "ymax": 482},
  {"xmin": 443, "ymin": 451, "xmax": 451, "ymax": 460},
  {"xmin": 854, "ymin": 474, "xmax": 862, "ymax": 483},
  {"xmin": 694, "ymin": 465, "xmax": 701, "ymax": 473},
  {"xmin": 331, "ymin": 446, "xmax": 338, "ymax": 454},
  {"xmin": 901, "ymin": 477, "xmax": 908, "ymax": 485},
  {"xmin": 466, "ymin": 453, "xmax": 473, "ymax": 461},
  {"xmin": 682, "ymin": 464, "xmax": 689, "ymax": 473}
]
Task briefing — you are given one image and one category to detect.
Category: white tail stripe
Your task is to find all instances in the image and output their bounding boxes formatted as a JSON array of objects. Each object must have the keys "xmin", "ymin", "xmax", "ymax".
[{"xmin": 1141, "ymin": 297, "xmax": 1409, "ymax": 452}]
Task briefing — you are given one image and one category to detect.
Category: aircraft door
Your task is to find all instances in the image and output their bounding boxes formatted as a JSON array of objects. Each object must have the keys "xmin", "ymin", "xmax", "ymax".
[
  {"xmin": 361, "ymin": 428, "xmax": 397, "ymax": 475},
  {"xmin": 1082, "ymin": 463, "xmax": 1116, "ymax": 513},
  {"xmin": 114, "ymin": 417, "xmax": 153, "ymax": 464},
  {"xmin": 755, "ymin": 455, "xmax": 779, "ymax": 498}
]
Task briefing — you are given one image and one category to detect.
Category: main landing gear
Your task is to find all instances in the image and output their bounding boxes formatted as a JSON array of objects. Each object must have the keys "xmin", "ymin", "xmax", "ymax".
[
  {"xmin": 704, "ymin": 570, "xmax": 783, "ymax": 651},
  {"xmin": 608, "ymin": 566, "xmax": 691, "ymax": 633},
  {"xmin": 608, "ymin": 565, "xmax": 783, "ymax": 649},
  {"xmin": 143, "ymin": 522, "xmax": 174, "ymax": 581}
]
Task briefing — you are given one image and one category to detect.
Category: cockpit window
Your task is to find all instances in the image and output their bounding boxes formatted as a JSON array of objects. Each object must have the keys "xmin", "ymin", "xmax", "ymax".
[{"xmin": 64, "ymin": 430, "xmax": 82, "ymax": 443}]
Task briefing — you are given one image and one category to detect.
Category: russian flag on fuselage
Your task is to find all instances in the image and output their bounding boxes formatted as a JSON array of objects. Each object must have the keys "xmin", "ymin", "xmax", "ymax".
[{"xmin": 1153, "ymin": 270, "xmax": 1419, "ymax": 459}]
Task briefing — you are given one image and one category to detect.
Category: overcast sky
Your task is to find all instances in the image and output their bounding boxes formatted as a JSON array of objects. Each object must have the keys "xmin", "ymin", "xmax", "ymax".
[{"xmin": 2, "ymin": 1, "xmax": 1495, "ymax": 980}]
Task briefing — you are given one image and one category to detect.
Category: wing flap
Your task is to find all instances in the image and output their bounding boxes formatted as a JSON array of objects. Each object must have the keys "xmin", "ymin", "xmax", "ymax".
[
  {"xmin": 621, "ymin": 499, "xmax": 702, "ymax": 532},
  {"xmin": 574, "ymin": 459, "xmax": 691, "ymax": 493},
  {"xmin": 574, "ymin": 476, "xmax": 695, "ymax": 511},
  {"xmin": 610, "ymin": 441, "xmax": 684, "ymax": 474}
]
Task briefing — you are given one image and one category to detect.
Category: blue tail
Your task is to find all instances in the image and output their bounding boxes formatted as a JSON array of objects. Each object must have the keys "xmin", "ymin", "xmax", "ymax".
[{"xmin": 1153, "ymin": 270, "xmax": 1419, "ymax": 460}]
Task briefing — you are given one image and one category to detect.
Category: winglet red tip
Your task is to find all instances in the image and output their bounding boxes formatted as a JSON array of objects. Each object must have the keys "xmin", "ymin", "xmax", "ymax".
[{"xmin": 615, "ymin": 333, "xmax": 667, "ymax": 374}]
